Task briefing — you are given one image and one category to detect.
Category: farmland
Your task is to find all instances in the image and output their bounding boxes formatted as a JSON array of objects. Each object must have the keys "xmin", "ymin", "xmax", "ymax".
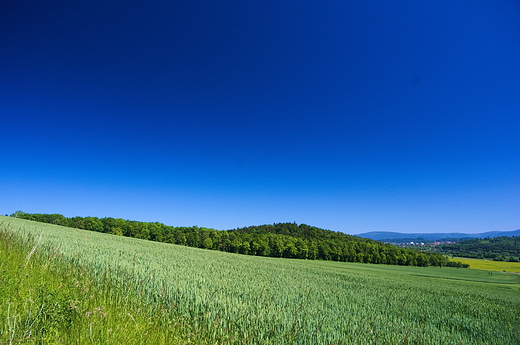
[
  {"xmin": 451, "ymin": 257, "xmax": 520, "ymax": 273},
  {"xmin": 1, "ymin": 216, "xmax": 519, "ymax": 344}
]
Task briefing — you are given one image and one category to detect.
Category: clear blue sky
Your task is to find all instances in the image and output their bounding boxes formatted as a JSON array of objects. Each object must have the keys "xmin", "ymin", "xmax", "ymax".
[{"xmin": 1, "ymin": 0, "xmax": 519, "ymax": 234}]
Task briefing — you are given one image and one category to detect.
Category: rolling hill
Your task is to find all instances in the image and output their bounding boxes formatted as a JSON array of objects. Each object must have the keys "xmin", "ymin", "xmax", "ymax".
[{"xmin": 1, "ymin": 215, "xmax": 519, "ymax": 344}]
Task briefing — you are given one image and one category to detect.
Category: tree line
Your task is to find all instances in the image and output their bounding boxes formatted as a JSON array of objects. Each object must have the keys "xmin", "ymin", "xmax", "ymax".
[
  {"xmin": 435, "ymin": 236, "xmax": 520, "ymax": 262},
  {"xmin": 11, "ymin": 212, "xmax": 468, "ymax": 267}
]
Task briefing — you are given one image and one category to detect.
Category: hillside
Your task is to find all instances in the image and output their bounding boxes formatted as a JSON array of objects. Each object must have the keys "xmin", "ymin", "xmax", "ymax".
[
  {"xmin": 10, "ymin": 212, "xmax": 461, "ymax": 267},
  {"xmin": 1, "ymin": 216, "xmax": 519, "ymax": 344},
  {"xmin": 434, "ymin": 236, "xmax": 520, "ymax": 261}
]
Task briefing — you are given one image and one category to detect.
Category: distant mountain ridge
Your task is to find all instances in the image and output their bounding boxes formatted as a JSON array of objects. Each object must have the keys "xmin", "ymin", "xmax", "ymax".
[{"xmin": 356, "ymin": 229, "xmax": 520, "ymax": 242}]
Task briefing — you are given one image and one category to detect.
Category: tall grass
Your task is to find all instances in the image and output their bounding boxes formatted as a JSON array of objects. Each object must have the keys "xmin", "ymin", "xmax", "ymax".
[
  {"xmin": 1, "ymin": 216, "xmax": 519, "ymax": 344},
  {"xmin": 0, "ymin": 222, "xmax": 198, "ymax": 344}
]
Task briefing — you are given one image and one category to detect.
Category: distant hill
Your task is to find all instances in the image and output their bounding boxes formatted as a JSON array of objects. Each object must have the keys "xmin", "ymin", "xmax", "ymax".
[
  {"xmin": 434, "ymin": 236, "xmax": 520, "ymax": 261},
  {"xmin": 356, "ymin": 229, "xmax": 520, "ymax": 242}
]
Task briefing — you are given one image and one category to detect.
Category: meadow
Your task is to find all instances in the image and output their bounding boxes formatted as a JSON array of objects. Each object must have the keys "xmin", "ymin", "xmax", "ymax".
[{"xmin": 1, "ymin": 216, "xmax": 519, "ymax": 344}]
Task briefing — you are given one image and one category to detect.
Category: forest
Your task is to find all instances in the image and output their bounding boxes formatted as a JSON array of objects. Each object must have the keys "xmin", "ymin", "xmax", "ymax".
[
  {"xmin": 10, "ymin": 212, "xmax": 467, "ymax": 268},
  {"xmin": 435, "ymin": 236, "xmax": 520, "ymax": 261}
]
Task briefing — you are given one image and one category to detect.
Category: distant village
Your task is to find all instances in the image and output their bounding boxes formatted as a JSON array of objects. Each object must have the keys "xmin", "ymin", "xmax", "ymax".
[{"xmin": 393, "ymin": 240, "xmax": 458, "ymax": 248}]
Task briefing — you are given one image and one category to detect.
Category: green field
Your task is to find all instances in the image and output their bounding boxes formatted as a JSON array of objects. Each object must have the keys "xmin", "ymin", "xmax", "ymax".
[{"xmin": 1, "ymin": 216, "xmax": 519, "ymax": 344}]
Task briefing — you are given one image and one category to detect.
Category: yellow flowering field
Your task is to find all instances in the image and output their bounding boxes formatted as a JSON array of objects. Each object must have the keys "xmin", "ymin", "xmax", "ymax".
[{"xmin": 453, "ymin": 257, "xmax": 520, "ymax": 273}]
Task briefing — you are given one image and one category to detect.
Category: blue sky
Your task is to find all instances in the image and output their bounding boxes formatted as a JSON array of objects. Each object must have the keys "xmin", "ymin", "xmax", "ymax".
[{"xmin": 1, "ymin": 0, "xmax": 519, "ymax": 234}]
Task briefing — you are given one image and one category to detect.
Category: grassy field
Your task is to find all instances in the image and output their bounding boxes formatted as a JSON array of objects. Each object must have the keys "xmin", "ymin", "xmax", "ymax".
[
  {"xmin": 1, "ymin": 216, "xmax": 519, "ymax": 344},
  {"xmin": 305, "ymin": 259, "xmax": 520, "ymax": 285},
  {"xmin": 451, "ymin": 257, "xmax": 520, "ymax": 273}
]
